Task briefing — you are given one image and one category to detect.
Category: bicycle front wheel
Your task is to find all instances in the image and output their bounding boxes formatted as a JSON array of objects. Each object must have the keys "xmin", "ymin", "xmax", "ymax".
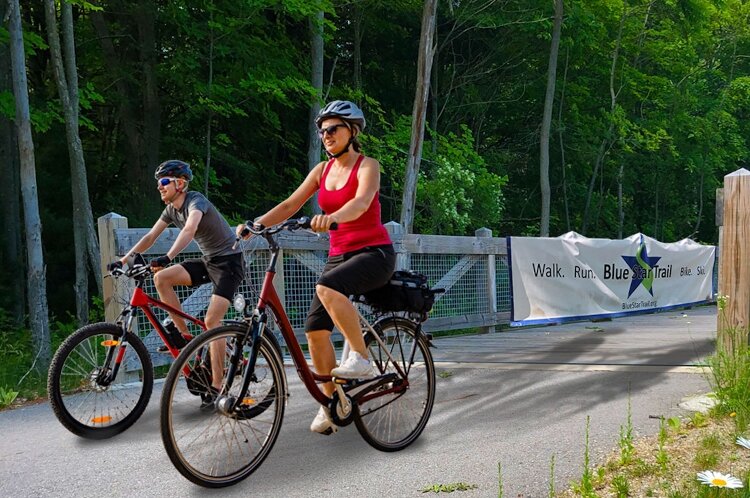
[
  {"xmin": 47, "ymin": 322, "xmax": 154, "ymax": 439},
  {"xmin": 160, "ymin": 324, "xmax": 286, "ymax": 488},
  {"xmin": 355, "ymin": 317, "xmax": 435, "ymax": 451}
]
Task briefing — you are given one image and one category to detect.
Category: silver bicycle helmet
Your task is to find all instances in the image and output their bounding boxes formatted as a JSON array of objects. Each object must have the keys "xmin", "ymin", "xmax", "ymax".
[{"xmin": 315, "ymin": 100, "xmax": 366, "ymax": 131}]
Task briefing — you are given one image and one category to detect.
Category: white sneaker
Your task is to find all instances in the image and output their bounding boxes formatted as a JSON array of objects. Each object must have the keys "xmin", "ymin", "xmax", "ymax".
[
  {"xmin": 310, "ymin": 406, "xmax": 337, "ymax": 435},
  {"xmin": 330, "ymin": 351, "xmax": 375, "ymax": 379}
]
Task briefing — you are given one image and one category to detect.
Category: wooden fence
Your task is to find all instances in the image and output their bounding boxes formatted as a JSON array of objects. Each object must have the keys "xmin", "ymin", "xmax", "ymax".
[{"xmin": 98, "ymin": 213, "xmax": 511, "ymax": 350}]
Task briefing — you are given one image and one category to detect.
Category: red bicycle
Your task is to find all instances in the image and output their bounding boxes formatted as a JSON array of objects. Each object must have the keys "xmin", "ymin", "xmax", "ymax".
[
  {"xmin": 160, "ymin": 217, "xmax": 437, "ymax": 488},
  {"xmin": 47, "ymin": 254, "xmax": 208, "ymax": 439}
]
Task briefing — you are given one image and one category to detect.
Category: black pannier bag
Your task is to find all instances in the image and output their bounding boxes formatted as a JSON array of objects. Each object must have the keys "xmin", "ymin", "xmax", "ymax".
[{"xmin": 360, "ymin": 270, "xmax": 442, "ymax": 315}]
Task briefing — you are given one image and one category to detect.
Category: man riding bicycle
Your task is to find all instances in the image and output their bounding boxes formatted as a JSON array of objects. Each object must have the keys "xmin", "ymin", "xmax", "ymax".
[{"xmin": 109, "ymin": 160, "xmax": 244, "ymax": 403}]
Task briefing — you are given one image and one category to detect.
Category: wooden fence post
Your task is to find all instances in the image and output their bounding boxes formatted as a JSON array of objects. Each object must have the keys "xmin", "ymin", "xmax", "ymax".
[
  {"xmin": 476, "ymin": 227, "xmax": 497, "ymax": 333},
  {"xmin": 385, "ymin": 221, "xmax": 409, "ymax": 270},
  {"xmin": 717, "ymin": 169, "xmax": 750, "ymax": 354},
  {"xmin": 97, "ymin": 212, "xmax": 128, "ymax": 322}
]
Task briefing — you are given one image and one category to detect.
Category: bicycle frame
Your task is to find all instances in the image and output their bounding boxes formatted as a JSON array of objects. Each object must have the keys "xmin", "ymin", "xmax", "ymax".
[
  {"xmin": 240, "ymin": 226, "xmax": 413, "ymax": 409},
  {"xmin": 106, "ymin": 267, "xmax": 207, "ymax": 381}
]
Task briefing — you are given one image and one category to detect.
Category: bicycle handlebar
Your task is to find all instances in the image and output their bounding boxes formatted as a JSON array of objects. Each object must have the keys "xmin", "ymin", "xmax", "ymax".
[
  {"xmin": 233, "ymin": 216, "xmax": 338, "ymax": 249},
  {"xmin": 107, "ymin": 253, "xmax": 153, "ymax": 279}
]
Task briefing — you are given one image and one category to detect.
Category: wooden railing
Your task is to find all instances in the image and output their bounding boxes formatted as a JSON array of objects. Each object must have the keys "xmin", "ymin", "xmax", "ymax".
[{"xmin": 98, "ymin": 213, "xmax": 511, "ymax": 347}]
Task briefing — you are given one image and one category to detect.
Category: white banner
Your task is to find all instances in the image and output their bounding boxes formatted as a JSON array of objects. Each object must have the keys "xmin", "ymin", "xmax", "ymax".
[{"xmin": 508, "ymin": 232, "xmax": 715, "ymax": 326}]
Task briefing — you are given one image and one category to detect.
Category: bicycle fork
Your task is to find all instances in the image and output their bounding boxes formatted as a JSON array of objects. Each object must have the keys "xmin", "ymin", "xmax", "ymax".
[
  {"xmin": 96, "ymin": 308, "xmax": 137, "ymax": 386},
  {"xmin": 216, "ymin": 312, "xmax": 264, "ymax": 416}
]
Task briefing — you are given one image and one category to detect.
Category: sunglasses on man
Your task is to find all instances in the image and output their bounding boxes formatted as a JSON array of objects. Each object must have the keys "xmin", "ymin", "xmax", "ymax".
[
  {"xmin": 158, "ymin": 177, "xmax": 179, "ymax": 187},
  {"xmin": 317, "ymin": 124, "xmax": 348, "ymax": 139}
]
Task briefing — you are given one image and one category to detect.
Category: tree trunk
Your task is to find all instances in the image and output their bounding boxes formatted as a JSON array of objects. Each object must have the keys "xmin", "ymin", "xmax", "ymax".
[
  {"xmin": 45, "ymin": 0, "xmax": 103, "ymax": 324},
  {"xmin": 618, "ymin": 161, "xmax": 624, "ymax": 238},
  {"xmin": 63, "ymin": 0, "xmax": 102, "ymax": 298},
  {"xmin": 0, "ymin": 0, "xmax": 24, "ymax": 324},
  {"xmin": 204, "ymin": 10, "xmax": 214, "ymax": 197},
  {"xmin": 8, "ymin": 0, "xmax": 51, "ymax": 370},
  {"xmin": 539, "ymin": 0, "xmax": 563, "ymax": 237},
  {"xmin": 307, "ymin": 10, "xmax": 324, "ymax": 214},
  {"xmin": 431, "ymin": 29, "xmax": 439, "ymax": 154},
  {"xmin": 353, "ymin": 7, "xmax": 363, "ymax": 94},
  {"xmin": 136, "ymin": 0, "xmax": 161, "ymax": 173},
  {"xmin": 558, "ymin": 47, "xmax": 570, "ymax": 233},
  {"xmin": 90, "ymin": 11, "xmax": 147, "ymax": 193},
  {"xmin": 400, "ymin": 0, "xmax": 438, "ymax": 234},
  {"xmin": 90, "ymin": 3, "xmax": 160, "ymax": 212}
]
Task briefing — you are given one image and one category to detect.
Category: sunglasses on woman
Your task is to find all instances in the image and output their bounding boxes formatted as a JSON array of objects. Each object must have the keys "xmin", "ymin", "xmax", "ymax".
[{"xmin": 317, "ymin": 124, "xmax": 348, "ymax": 139}]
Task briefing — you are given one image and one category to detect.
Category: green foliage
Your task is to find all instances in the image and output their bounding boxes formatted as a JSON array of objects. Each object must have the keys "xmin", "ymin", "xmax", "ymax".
[
  {"xmin": 706, "ymin": 314, "xmax": 750, "ymax": 433},
  {"xmin": 419, "ymin": 482, "xmax": 479, "ymax": 493},
  {"xmin": 619, "ymin": 395, "xmax": 635, "ymax": 465},
  {"xmin": 364, "ymin": 116, "xmax": 507, "ymax": 234},
  {"xmin": 667, "ymin": 416, "xmax": 682, "ymax": 433},
  {"xmin": 611, "ymin": 474, "xmax": 630, "ymax": 497},
  {"xmin": 548, "ymin": 454, "xmax": 556, "ymax": 498},
  {"xmin": 572, "ymin": 416, "xmax": 597, "ymax": 497},
  {"xmin": 0, "ymin": 386, "xmax": 18, "ymax": 408},
  {"xmin": 657, "ymin": 418, "xmax": 670, "ymax": 472},
  {"xmin": 0, "ymin": 305, "xmax": 90, "ymax": 399},
  {"xmin": 498, "ymin": 461, "xmax": 503, "ymax": 498},
  {"xmin": 10, "ymin": 0, "xmax": 750, "ymax": 320}
]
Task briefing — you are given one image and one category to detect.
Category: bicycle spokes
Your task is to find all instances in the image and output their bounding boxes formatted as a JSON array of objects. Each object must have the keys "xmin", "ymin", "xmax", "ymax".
[{"xmin": 161, "ymin": 325, "xmax": 286, "ymax": 487}]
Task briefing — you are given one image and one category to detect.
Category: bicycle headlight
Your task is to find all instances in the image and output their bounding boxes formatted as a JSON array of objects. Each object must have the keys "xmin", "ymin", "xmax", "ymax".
[{"xmin": 233, "ymin": 293, "xmax": 246, "ymax": 314}]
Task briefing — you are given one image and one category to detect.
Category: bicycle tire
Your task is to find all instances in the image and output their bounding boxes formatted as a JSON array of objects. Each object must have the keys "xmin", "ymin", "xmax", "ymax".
[
  {"xmin": 47, "ymin": 322, "xmax": 154, "ymax": 439},
  {"xmin": 354, "ymin": 317, "xmax": 435, "ymax": 451},
  {"xmin": 160, "ymin": 324, "xmax": 286, "ymax": 488}
]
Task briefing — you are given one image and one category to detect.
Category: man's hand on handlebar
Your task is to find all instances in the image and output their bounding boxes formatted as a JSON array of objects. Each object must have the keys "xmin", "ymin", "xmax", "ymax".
[
  {"xmin": 150, "ymin": 255, "xmax": 172, "ymax": 271},
  {"xmin": 107, "ymin": 260, "xmax": 124, "ymax": 272}
]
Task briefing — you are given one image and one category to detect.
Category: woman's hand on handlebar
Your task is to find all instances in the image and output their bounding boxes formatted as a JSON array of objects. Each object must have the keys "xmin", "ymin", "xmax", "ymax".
[{"xmin": 310, "ymin": 214, "xmax": 338, "ymax": 233}]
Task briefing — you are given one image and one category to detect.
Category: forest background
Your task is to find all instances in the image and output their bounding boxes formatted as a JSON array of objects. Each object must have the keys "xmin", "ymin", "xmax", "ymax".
[{"xmin": 1, "ymin": 0, "xmax": 749, "ymax": 384}]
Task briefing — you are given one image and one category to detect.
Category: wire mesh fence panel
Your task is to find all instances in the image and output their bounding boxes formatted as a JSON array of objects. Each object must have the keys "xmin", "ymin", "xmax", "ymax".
[{"xmin": 106, "ymin": 220, "xmax": 512, "ymax": 366}]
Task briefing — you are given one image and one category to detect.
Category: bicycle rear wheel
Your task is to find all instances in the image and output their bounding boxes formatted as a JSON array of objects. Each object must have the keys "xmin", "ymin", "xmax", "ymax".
[
  {"xmin": 160, "ymin": 324, "xmax": 286, "ymax": 488},
  {"xmin": 354, "ymin": 317, "xmax": 435, "ymax": 451},
  {"xmin": 47, "ymin": 322, "xmax": 154, "ymax": 439}
]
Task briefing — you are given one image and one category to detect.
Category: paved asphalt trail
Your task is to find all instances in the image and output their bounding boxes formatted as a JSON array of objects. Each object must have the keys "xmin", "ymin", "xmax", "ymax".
[{"xmin": 0, "ymin": 306, "xmax": 715, "ymax": 497}]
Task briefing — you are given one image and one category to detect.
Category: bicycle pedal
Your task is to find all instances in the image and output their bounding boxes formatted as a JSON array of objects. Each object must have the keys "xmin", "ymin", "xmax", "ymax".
[
  {"xmin": 332, "ymin": 377, "xmax": 349, "ymax": 385},
  {"xmin": 320, "ymin": 426, "xmax": 338, "ymax": 436}
]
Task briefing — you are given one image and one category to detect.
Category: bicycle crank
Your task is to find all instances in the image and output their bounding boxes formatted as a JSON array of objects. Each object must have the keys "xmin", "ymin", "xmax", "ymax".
[{"xmin": 329, "ymin": 388, "xmax": 355, "ymax": 426}]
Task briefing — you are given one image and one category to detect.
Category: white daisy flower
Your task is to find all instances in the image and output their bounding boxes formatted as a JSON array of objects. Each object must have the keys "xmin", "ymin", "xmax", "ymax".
[
  {"xmin": 736, "ymin": 436, "xmax": 750, "ymax": 450},
  {"xmin": 697, "ymin": 470, "xmax": 743, "ymax": 488}
]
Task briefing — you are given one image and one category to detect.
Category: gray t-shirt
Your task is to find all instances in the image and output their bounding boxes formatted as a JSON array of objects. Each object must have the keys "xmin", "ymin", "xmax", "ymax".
[{"xmin": 160, "ymin": 191, "xmax": 239, "ymax": 258}]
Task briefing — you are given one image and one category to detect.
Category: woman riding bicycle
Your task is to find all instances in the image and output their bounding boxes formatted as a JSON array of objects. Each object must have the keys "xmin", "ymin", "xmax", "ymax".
[{"xmin": 238, "ymin": 100, "xmax": 395, "ymax": 435}]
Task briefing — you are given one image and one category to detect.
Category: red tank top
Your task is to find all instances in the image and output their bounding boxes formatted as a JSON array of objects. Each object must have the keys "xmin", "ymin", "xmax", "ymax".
[{"xmin": 318, "ymin": 155, "xmax": 392, "ymax": 256}]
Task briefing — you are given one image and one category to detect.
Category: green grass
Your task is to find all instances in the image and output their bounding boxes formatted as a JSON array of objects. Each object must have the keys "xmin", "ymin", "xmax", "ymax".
[
  {"xmin": 419, "ymin": 482, "xmax": 479, "ymax": 493},
  {"xmin": 0, "ymin": 300, "xmax": 104, "ymax": 404}
]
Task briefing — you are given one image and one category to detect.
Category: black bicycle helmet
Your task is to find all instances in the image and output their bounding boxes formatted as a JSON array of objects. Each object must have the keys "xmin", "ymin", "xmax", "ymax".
[
  {"xmin": 154, "ymin": 160, "xmax": 193, "ymax": 181},
  {"xmin": 315, "ymin": 100, "xmax": 366, "ymax": 132}
]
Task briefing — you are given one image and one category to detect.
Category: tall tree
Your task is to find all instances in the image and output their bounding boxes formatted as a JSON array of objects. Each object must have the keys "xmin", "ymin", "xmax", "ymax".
[
  {"xmin": 0, "ymin": 0, "xmax": 24, "ymax": 324},
  {"xmin": 44, "ymin": 0, "xmax": 102, "ymax": 325},
  {"xmin": 307, "ymin": 9, "xmax": 324, "ymax": 213},
  {"xmin": 8, "ymin": 0, "xmax": 51, "ymax": 369},
  {"xmin": 89, "ymin": 1, "xmax": 161, "ymax": 217},
  {"xmin": 539, "ymin": 0, "xmax": 563, "ymax": 237},
  {"xmin": 401, "ymin": 0, "xmax": 437, "ymax": 234}
]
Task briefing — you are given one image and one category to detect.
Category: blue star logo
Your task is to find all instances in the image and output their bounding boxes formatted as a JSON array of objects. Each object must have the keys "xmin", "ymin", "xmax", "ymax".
[{"xmin": 621, "ymin": 240, "xmax": 661, "ymax": 298}]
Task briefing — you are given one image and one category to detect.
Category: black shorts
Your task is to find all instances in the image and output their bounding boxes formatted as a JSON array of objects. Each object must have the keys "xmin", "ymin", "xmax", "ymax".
[
  {"xmin": 180, "ymin": 253, "xmax": 244, "ymax": 301},
  {"xmin": 305, "ymin": 245, "xmax": 396, "ymax": 332}
]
